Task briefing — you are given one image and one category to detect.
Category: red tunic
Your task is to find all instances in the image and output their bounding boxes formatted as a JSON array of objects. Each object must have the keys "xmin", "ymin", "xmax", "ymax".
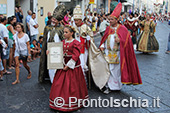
[
  {"xmin": 100, "ymin": 25, "xmax": 142, "ymax": 85},
  {"xmin": 124, "ymin": 19, "xmax": 138, "ymax": 37},
  {"xmin": 49, "ymin": 39, "xmax": 88, "ymax": 112}
]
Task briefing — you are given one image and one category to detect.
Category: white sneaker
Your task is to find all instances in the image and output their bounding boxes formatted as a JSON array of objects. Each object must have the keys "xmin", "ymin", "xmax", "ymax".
[{"xmin": 103, "ymin": 88, "xmax": 110, "ymax": 94}]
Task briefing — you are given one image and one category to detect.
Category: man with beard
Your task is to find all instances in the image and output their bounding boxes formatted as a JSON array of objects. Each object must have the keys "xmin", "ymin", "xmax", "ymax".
[
  {"xmin": 38, "ymin": 5, "xmax": 67, "ymax": 83},
  {"xmin": 98, "ymin": 3, "xmax": 142, "ymax": 94}
]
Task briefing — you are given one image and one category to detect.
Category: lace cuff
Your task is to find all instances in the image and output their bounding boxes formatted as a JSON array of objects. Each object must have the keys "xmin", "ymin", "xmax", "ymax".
[
  {"xmin": 66, "ymin": 59, "xmax": 76, "ymax": 69},
  {"xmin": 87, "ymin": 35, "xmax": 91, "ymax": 41}
]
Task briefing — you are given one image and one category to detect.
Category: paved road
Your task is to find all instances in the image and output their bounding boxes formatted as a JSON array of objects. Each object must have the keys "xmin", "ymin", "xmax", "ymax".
[{"xmin": 0, "ymin": 21, "xmax": 170, "ymax": 113}]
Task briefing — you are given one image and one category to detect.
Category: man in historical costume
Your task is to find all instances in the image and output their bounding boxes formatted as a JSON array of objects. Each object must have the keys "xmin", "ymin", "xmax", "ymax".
[
  {"xmin": 73, "ymin": 5, "xmax": 93, "ymax": 83},
  {"xmin": 124, "ymin": 13, "xmax": 139, "ymax": 46},
  {"xmin": 38, "ymin": 5, "xmax": 67, "ymax": 83},
  {"xmin": 89, "ymin": 3, "xmax": 142, "ymax": 94}
]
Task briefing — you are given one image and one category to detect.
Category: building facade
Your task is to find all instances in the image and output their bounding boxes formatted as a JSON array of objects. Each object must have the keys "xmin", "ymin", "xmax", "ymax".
[{"xmin": 0, "ymin": 0, "xmax": 90, "ymax": 36}]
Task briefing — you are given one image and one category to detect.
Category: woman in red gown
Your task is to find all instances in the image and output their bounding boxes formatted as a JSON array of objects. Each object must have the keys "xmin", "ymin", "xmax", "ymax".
[{"xmin": 49, "ymin": 25, "xmax": 88, "ymax": 112}]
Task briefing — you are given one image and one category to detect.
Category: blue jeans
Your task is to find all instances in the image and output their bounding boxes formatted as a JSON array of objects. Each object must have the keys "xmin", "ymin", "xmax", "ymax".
[
  {"xmin": 31, "ymin": 35, "xmax": 37, "ymax": 43},
  {"xmin": 0, "ymin": 60, "xmax": 4, "ymax": 71},
  {"xmin": 2, "ymin": 47, "xmax": 9, "ymax": 60}
]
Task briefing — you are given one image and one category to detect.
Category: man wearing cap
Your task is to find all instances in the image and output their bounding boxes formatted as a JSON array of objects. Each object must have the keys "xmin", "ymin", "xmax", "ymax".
[
  {"xmin": 73, "ymin": 5, "xmax": 93, "ymax": 81},
  {"xmin": 99, "ymin": 3, "xmax": 142, "ymax": 94},
  {"xmin": 38, "ymin": 5, "xmax": 67, "ymax": 83}
]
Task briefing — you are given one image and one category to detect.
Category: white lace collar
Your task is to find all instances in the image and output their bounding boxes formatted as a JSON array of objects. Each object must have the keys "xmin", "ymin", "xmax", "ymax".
[
  {"xmin": 65, "ymin": 39, "xmax": 74, "ymax": 43},
  {"xmin": 127, "ymin": 17, "xmax": 136, "ymax": 22},
  {"xmin": 110, "ymin": 24, "xmax": 119, "ymax": 31}
]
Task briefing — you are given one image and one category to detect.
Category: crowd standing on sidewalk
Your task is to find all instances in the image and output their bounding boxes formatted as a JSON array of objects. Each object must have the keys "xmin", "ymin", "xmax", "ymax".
[{"xmin": 0, "ymin": 6, "xmax": 42, "ymax": 82}]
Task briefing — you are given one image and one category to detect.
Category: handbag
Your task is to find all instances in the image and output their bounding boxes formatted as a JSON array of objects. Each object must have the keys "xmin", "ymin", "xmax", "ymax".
[{"xmin": 16, "ymin": 35, "xmax": 28, "ymax": 61}]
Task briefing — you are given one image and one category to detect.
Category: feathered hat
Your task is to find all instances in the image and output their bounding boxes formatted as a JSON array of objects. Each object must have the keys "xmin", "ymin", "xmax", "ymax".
[
  {"xmin": 53, "ymin": 5, "xmax": 67, "ymax": 21},
  {"xmin": 110, "ymin": 2, "xmax": 122, "ymax": 19},
  {"xmin": 73, "ymin": 5, "xmax": 82, "ymax": 20}
]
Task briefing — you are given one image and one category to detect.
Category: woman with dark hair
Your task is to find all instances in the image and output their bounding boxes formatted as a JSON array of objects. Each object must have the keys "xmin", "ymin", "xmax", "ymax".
[
  {"xmin": 49, "ymin": 25, "xmax": 88, "ymax": 112},
  {"xmin": 11, "ymin": 16, "xmax": 17, "ymax": 30},
  {"xmin": 6, "ymin": 16, "xmax": 16, "ymax": 70},
  {"xmin": 12, "ymin": 23, "xmax": 32, "ymax": 84}
]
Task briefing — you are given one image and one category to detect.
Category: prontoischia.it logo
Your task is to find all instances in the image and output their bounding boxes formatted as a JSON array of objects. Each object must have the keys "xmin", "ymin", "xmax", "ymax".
[{"xmin": 54, "ymin": 96, "xmax": 160, "ymax": 108}]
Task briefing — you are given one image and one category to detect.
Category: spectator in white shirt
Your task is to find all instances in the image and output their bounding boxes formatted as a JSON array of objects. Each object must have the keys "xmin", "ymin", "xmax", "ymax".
[
  {"xmin": 12, "ymin": 23, "xmax": 31, "ymax": 85},
  {"xmin": 99, "ymin": 16, "xmax": 110, "ymax": 36},
  {"xmin": 29, "ymin": 12, "xmax": 39, "ymax": 43},
  {"xmin": 87, "ymin": 12, "xmax": 93, "ymax": 27},
  {"xmin": 0, "ymin": 16, "xmax": 12, "ymax": 75},
  {"xmin": 0, "ymin": 39, "xmax": 7, "ymax": 81},
  {"xmin": 26, "ymin": 10, "xmax": 32, "ymax": 37}
]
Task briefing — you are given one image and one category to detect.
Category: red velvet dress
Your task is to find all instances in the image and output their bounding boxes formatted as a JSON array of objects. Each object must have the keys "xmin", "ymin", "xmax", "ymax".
[{"xmin": 49, "ymin": 39, "xmax": 88, "ymax": 112}]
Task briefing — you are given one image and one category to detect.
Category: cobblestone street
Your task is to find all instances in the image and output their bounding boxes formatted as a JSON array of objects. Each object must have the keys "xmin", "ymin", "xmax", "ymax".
[{"xmin": 0, "ymin": 21, "xmax": 170, "ymax": 113}]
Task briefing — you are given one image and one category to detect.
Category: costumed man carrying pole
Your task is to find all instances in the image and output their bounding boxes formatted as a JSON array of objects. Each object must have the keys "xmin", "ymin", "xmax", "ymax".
[
  {"xmin": 73, "ymin": 5, "xmax": 93, "ymax": 86},
  {"xmin": 89, "ymin": 2, "xmax": 142, "ymax": 94},
  {"xmin": 38, "ymin": 5, "xmax": 67, "ymax": 83}
]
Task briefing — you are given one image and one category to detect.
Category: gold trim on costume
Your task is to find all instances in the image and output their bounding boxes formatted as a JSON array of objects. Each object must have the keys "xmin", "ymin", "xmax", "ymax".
[
  {"xmin": 110, "ymin": 15, "xmax": 118, "ymax": 19},
  {"xmin": 121, "ymin": 31, "xmax": 130, "ymax": 71},
  {"xmin": 137, "ymin": 50, "xmax": 159, "ymax": 52},
  {"xmin": 124, "ymin": 31, "xmax": 130, "ymax": 48},
  {"xmin": 126, "ymin": 20, "xmax": 136, "ymax": 27},
  {"xmin": 121, "ymin": 82, "xmax": 143, "ymax": 85},
  {"xmin": 121, "ymin": 58, "xmax": 125, "ymax": 71}
]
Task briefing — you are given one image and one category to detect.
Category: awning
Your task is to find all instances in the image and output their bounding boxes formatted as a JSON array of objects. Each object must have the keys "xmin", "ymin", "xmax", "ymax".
[{"xmin": 122, "ymin": 2, "xmax": 132, "ymax": 6}]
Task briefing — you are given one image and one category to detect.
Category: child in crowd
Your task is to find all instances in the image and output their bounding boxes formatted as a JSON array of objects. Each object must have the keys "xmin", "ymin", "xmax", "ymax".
[
  {"xmin": 37, "ymin": 36, "xmax": 43, "ymax": 55},
  {"xmin": 30, "ymin": 39, "xmax": 40, "ymax": 60}
]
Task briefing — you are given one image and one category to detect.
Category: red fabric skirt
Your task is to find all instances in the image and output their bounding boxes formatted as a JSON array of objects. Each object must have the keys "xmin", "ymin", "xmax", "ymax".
[{"xmin": 49, "ymin": 61, "xmax": 88, "ymax": 112}]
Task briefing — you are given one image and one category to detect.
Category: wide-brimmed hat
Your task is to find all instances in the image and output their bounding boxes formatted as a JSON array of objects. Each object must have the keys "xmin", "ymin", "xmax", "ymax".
[{"xmin": 53, "ymin": 5, "xmax": 67, "ymax": 21}]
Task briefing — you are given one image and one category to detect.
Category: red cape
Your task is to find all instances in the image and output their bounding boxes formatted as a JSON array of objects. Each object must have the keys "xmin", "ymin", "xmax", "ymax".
[{"xmin": 99, "ymin": 25, "xmax": 142, "ymax": 85}]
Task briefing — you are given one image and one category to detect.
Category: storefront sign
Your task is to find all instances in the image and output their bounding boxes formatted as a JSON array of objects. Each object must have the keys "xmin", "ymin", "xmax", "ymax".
[
  {"xmin": 0, "ymin": 4, "xmax": 7, "ymax": 14},
  {"xmin": 58, "ymin": 0, "xmax": 71, "ymax": 2},
  {"xmin": 89, "ymin": 0, "xmax": 94, "ymax": 4}
]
